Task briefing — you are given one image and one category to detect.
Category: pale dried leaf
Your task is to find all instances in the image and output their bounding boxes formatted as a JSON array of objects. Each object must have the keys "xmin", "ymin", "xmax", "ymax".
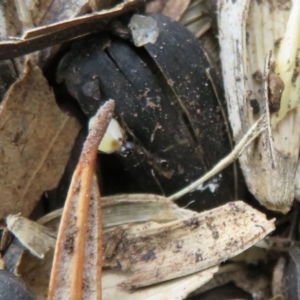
[
  {"xmin": 18, "ymin": 198, "xmax": 274, "ymax": 298},
  {"xmin": 218, "ymin": 0, "xmax": 298, "ymax": 212},
  {"xmin": 0, "ymin": 61, "xmax": 80, "ymax": 219},
  {"xmin": 102, "ymin": 266, "xmax": 218, "ymax": 300},
  {"xmin": 102, "ymin": 194, "xmax": 196, "ymax": 227},
  {"xmin": 6, "ymin": 214, "xmax": 56, "ymax": 259},
  {"xmin": 20, "ymin": 249, "xmax": 217, "ymax": 300},
  {"xmin": 38, "ymin": 194, "xmax": 197, "ymax": 229},
  {"xmin": 103, "ymin": 201, "xmax": 275, "ymax": 288}
]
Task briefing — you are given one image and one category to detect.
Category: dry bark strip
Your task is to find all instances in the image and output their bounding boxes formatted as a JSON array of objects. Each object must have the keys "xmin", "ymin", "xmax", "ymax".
[{"xmin": 48, "ymin": 100, "xmax": 114, "ymax": 300}]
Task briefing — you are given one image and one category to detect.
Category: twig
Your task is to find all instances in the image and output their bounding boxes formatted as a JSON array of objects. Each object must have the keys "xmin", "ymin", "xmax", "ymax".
[{"xmin": 168, "ymin": 115, "xmax": 267, "ymax": 201}]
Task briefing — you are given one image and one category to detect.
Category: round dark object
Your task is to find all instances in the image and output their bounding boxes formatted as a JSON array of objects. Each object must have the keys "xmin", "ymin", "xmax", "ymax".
[
  {"xmin": 57, "ymin": 13, "xmax": 244, "ymax": 212},
  {"xmin": 0, "ymin": 270, "xmax": 36, "ymax": 300}
]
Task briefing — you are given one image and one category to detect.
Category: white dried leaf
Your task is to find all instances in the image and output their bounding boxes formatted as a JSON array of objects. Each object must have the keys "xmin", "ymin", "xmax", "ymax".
[
  {"xmin": 103, "ymin": 201, "xmax": 275, "ymax": 288},
  {"xmin": 19, "ymin": 197, "xmax": 274, "ymax": 298},
  {"xmin": 102, "ymin": 194, "xmax": 196, "ymax": 228},
  {"xmin": 102, "ymin": 266, "xmax": 218, "ymax": 300},
  {"xmin": 37, "ymin": 194, "xmax": 197, "ymax": 229},
  {"xmin": 218, "ymin": 0, "xmax": 300, "ymax": 212}
]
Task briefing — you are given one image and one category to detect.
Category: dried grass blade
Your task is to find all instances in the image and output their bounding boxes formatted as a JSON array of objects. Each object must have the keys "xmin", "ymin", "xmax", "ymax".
[
  {"xmin": 168, "ymin": 116, "xmax": 266, "ymax": 201},
  {"xmin": 38, "ymin": 194, "xmax": 197, "ymax": 229},
  {"xmin": 48, "ymin": 100, "xmax": 114, "ymax": 300},
  {"xmin": 103, "ymin": 201, "xmax": 275, "ymax": 289}
]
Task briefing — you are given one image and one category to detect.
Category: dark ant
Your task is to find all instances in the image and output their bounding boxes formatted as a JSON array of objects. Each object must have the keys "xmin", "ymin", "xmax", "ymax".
[{"xmin": 118, "ymin": 141, "xmax": 175, "ymax": 179}]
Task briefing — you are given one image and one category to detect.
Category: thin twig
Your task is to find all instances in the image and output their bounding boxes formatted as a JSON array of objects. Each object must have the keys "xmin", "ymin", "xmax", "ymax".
[{"xmin": 168, "ymin": 115, "xmax": 267, "ymax": 201}]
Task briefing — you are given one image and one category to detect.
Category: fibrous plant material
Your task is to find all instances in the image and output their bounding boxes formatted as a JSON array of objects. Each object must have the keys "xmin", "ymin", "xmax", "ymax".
[
  {"xmin": 103, "ymin": 201, "xmax": 275, "ymax": 289},
  {"xmin": 48, "ymin": 100, "xmax": 114, "ymax": 300},
  {"xmin": 0, "ymin": 61, "xmax": 80, "ymax": 219},
  {"xmin": 218, "ymin": 0, "xmax": 300, "ymax": 212},
  {"xmin": 102, "ymin": 266, "xmax": 218, "ymax": 300},
  {"xmin": 17, "ymin": 194, "xmax": 274, "ymax": 299}
]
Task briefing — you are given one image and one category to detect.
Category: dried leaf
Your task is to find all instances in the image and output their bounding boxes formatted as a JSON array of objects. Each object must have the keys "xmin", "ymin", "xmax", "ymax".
[
  {"xmin": 102, "ymin": 266, "xmax": 218, "ymax": 300},
  {"xmin": 18, "ymin": 193, "xmax": 214, "ymax": 299},
  {"xmin": 48, "ymin": 100, "xmax": 114, "ymax": 300},
  {"xmin": 18, "ymin": 196, "xmax": 274, "ymax": 298},
  {"xmin": 0, "ymin": 0, "xmax": 145, "ymax": 60},
  {"xmin": 38, "ymin": 194, "xmax": 197, "ymax": 229},
  {"xmin": 102, "ymin": 194, "xmax": 196, "ymax": 228},
  {"xmin": 6, "ymin": 214, "xmax": 56, "ymax": 259},
  {"xmin": 218, "ymin": 0, "xmax": 299, "ymax": 212},
  {"xmin": 0, "ymin": 61, "xmax": 80, "ymax": 219},
  {"xmin": 103, "ymin": 201, "xmax": 275, "ymax": 289}
]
